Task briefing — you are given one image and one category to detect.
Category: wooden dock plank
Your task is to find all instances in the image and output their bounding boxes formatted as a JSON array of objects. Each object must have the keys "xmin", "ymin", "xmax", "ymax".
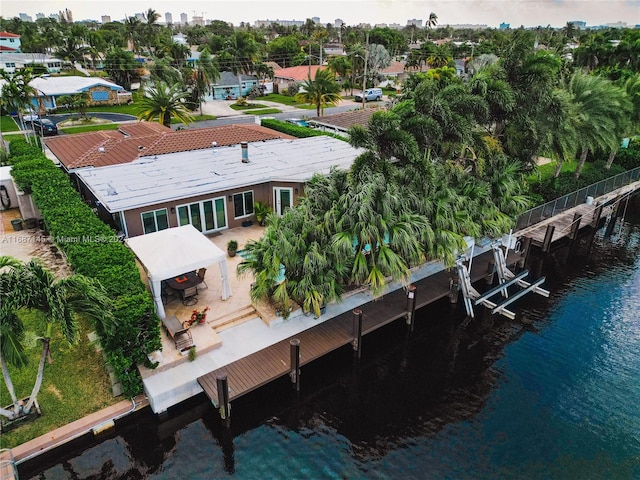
[{"xmin": 199, "ymin": 249, "xmax": 520, "ymax": 406}]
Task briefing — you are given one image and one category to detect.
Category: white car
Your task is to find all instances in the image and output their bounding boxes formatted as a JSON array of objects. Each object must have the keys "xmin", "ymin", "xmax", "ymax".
[{"xmin": 22, "ymin": 110, "xmax": 39, "ymax": 122}]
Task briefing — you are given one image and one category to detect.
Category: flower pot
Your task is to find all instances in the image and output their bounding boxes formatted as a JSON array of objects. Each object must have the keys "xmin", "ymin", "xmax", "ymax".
[{"xmin": 228, "ymin": 249, "xmax": 237, "ymax": 257}]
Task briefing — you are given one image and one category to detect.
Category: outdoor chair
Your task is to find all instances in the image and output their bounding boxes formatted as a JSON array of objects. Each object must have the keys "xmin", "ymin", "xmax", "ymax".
[
  {"xmin": 181, "ymin": 286, "xmax": 198, "ymax": 306},
  {"xmin": 161, "ymin": 282, "xmax": 180, "ymax": 305},
  {"xmin": 197, "ymin": 268, "xmax": 208, "ymax": 290}
]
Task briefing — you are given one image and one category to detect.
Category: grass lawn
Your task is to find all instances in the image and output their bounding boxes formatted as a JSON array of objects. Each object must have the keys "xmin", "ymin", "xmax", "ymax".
[
  {"xmin": 243, "ymin": 108, "xmax": 282, "ymax": 115},
  {"xmin": 230, "ymin": 103, "xmax": 269, "ymax": 111},
  {"xmin": 60, "ymin": 124, "xmax": 121, "ymax": 134},
  {"xmin": 527, "ymin": 160, "xmax": 578, "ymax": 183},
  {"xmin": 1, "ymin": 115, "xmax": 19, "ymax": 132},
  {"xmin": 0, "ymin": 312, "xmax": 117, "ymax": 448}
]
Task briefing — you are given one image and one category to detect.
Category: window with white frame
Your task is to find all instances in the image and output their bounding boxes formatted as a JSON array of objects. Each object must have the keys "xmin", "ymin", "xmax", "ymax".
[
  {"xmin": 233, "ymin": 191, "xmax": 254, "ymax": 218},
  {"xmin": 141, "ymin": 208, "xmax": 169, "ymax": 234}
]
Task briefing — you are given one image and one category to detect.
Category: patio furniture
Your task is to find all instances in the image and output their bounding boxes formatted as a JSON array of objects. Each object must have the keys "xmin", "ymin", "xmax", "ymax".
[
  {"xmin": 181, "ymin": 286, "xmax": 199, "ymax": 306},
  {"xmin": 197, "ymin": 268, "xmax": 208, "ymax": 290},
  {"xmin": 161, "ymin": 315, "xmax": 193, "ymax": 351},
  {"xmin": 166, "ymin": 271, "xmax": 199, "ymax": 291},
  {"xmin": 161, "ymin": 281, "xmax": 180, "ymax": 305}
]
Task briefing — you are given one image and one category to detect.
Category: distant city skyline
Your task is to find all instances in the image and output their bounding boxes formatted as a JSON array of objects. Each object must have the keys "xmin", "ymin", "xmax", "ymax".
[{"xmin": 2, "ymin": 0, "xmax": 638, "ymax": 28}]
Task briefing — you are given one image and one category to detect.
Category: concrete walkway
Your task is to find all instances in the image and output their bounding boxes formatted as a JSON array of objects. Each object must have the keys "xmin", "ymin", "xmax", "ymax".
[{"xmin": 199, "ymin": 97, "xmax": 357, "ymax": 119}]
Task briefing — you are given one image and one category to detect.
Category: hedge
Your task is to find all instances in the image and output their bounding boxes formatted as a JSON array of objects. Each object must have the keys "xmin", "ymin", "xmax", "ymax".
[
  {"xmin": 260, "ymin": 118, "xmax": 347, "ymax": 141},
  {"xmin": 8, "ymin": 138, "xmax": 161, "ymax": 397}
]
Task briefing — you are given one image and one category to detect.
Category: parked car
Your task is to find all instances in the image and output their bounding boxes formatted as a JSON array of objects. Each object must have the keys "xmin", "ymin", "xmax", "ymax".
[
  {"xmin": 354, "ymin": 88, "xmax": 383, "ymax": 103},
  {"xmin": 22, "ymin": 109, "xmax": 39, "ymax": 122},
  {"xmin": 27, "ymin": 118, "xmax": 58, "ymax": 136}
]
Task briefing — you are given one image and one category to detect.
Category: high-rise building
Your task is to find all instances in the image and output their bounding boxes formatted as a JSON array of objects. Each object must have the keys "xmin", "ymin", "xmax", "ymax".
[
  {"xmin": 191, "ymin": 16, "xmax": 204, "ymax": 26},
  {"xmin": 180, "ymin": 13, "xmax": 188, "ymax": 25},
  {"xmin": 407, "ymin": 19, "xmax": 423, "ymax": 27},
  {"xmin": 36, "ymin": 13, "xmax": 45, "ymax": 20},
  {"xmin": 165, "ymin": 12, "xmax": 173, "ymax": 24},
  {"xmin": 18, "ymin": 13, "xmax": 33, "ymax": 22},
  {"xmin": 101, "ymin": 15, "xmax": 112, "ymax": 24},
  {"xmin": 312, "ymin": 17, "xmax": 320, "ymax": 24},
  {"xmin": 334, "ymin": 18, "xmax": 344, "ymax": 28},
  {"xmin": 499, "ymin": 22, "xmax": 510, "ymax": 29}
]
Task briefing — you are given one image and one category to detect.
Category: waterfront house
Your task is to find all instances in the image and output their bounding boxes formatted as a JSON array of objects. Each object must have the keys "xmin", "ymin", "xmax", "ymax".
[{"xmin": 74, "ymin": 135, "xmax": 362, "ymax": 238}]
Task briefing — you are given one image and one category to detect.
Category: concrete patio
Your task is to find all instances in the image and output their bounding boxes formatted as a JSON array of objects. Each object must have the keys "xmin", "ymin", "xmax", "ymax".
[{"xmin": 137, "ymin": 223, "xmax": 279, "ymax": 374}]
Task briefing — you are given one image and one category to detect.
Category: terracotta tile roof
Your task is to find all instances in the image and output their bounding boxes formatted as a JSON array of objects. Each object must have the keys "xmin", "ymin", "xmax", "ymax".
[
  {"xmin": 118, "ymin": 122, "xmax": 172, "ymax": 137},
  {"xmin": 273, "ymin": 65, "xmax": 327, "ymax": 82},
  {"xmin": 0, "ymin": 32, "xmax": 20, "ymax": 38},
  {"xmin": 381, "ymin": 60, "xmax": 430, "ymax": 75},
  {"xmin": 45, "ymin": 123, "xmax": 294, "ymax": 170},
  {"xmin": 308, "ymin": 108, "xmax": 380, "ymax": 131}
]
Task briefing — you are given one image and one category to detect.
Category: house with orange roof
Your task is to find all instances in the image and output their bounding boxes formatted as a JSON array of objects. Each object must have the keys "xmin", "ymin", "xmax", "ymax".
[
  {"xmin": 0, "ymin": 32, "xmax": 21, "ymax": 52},
  {"xmin": 273, "ymin": 65, "xmax": 327, "ymax": 94}
]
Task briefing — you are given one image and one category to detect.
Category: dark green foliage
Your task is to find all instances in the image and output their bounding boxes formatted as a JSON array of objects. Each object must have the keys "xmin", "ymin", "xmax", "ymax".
[
  {"xmin": 260, "ymin": 118, "xmax": 346, "ymax": 141},
  {"xmin": 7, "ymin": 138, "xmax": 161, "ymax": 397},
  {"xmin": 616, "ymin": 139, "xmax": 640, "ymax": 170},
  {"xmin": 533, "ymin": 161, "xmax": 628, "ymax": 201}
]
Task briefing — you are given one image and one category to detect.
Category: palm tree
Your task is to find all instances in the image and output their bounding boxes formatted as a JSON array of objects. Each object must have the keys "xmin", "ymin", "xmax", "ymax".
[
  {"xmin": 425, "ymin": 12, "xmax": 438, "ymax": 41},
  {"xmin": 564, "ymin": 71, "xmax": 631, "ymax": 178},
  {"xmin": 0, "ymin": 257, "xmax": 115, "ymax": 419},
  {"xmin": 0, "ymin": 68, "xmax": 40, "ymax": 145},
  {"xmin": 137, "ymin": 81, "xmax": 195, "ymax": 127},
  {"xmin": 188, "ymin": 48, "xmax": 220, "ymax": 115},
  {"xmin": 294, "ymin": 68, "xmax": 341, "ymax": 116},
  {"xmin": 223, "ymin": 31, "xmax": 261, "ymax": 99},
  {"xmin": 606, "ymin": 74, "xmax": 640, "ymax": 169}
]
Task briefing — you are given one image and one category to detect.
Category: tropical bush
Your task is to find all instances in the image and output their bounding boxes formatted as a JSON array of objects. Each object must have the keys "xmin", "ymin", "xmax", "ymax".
[{"xmin": 7, "ymin": 138, "xmax": 161, "ymax": 397}]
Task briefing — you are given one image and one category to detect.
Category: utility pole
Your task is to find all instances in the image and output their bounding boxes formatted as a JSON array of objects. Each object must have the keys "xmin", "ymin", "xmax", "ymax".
[{"xmin": 362, "ymin": 31, "xmax": 369, "ymax": 110}]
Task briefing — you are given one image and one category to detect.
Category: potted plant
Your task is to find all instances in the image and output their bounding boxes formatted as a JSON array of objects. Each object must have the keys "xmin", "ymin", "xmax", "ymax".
[
  {"xmin": 253, "ymin": 201, "xmax": 271, "ymax": 226},
  {"xmin": 227, "ymin": 239, "xmax": 238, "ymax": 257},
  {"xmin": 189, "ymin": 306, "xmax": 210, "ymax": 326}
]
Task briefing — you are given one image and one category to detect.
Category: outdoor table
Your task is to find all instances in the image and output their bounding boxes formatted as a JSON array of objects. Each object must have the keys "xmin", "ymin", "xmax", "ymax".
[{"xmin": 166, "ymin": 271, "xmax": 199, "ymax": 291}]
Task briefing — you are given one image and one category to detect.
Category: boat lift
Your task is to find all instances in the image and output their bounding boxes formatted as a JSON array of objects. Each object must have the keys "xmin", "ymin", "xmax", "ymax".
[{"xmin": 455, "ymin": 241, "xmax": 550, "ymax": 320}]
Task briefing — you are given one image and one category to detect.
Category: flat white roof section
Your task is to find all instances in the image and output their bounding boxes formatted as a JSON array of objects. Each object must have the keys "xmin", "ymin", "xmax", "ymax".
[{"xmin": 77, "ymin": 136, "xmax": 362, "ymax": 212}]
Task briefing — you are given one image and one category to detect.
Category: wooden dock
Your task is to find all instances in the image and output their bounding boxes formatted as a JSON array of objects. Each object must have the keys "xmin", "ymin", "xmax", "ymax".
[
  {"xmin": 517, "ymin": 180, "xmax": 640, "ymax": 251},
  {"xmin": 518, "ymin": 202, "xmax": 598, "ymax": 248},
  {"xmin": 198, "ymin": 249, "xmax": 521, "ymax": 407}
]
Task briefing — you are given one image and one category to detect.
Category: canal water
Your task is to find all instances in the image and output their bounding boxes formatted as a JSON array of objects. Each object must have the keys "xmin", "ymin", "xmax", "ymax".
[{"xmin": 21, "ymin": 198, "xmax": 640, "ymax": 479}]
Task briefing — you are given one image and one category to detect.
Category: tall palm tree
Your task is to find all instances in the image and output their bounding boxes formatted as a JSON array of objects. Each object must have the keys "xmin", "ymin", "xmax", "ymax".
[
  {"xmin": 294, "ymin": 68, "xmax": 341, "ymax": 116},
  {"xmin": 0, "ymin": 68, "xmax": 40, "ymax": 145},
  {"xmin": 188, "ymin": 48, "xmax": 220, "ymax": 115},
  {"xmin": 425, "ymin": 12, "xmax": 438, "ymax": 41},
  {"xmin": 606, "ymin": 74, "xmax": 640, "ymax": 169},
  {"xmin": 0, "ymin": 257, "xmax": 115, "ymax": 419},
  {"xmin": 137, "ymin": 81, "xmax": 194, "ymax": 127},
  {"xmin": 223, "ymin": 31, "xmax": 261, "ymax": 99},
  {"xmin": 564, "ymin": 71, "xmax": 631, "ymax": 178}
]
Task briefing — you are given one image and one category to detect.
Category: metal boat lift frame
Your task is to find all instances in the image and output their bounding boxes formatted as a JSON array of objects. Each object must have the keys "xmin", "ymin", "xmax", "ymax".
[{"xmin": 456, "ymin": 242, "xmax": 550, "ymax": 320}]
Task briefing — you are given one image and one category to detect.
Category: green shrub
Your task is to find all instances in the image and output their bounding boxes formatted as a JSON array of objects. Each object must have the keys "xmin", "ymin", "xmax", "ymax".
[
  {"xmin": 261, "ymin": 118, "xmax": 347, "ymax": 141},
  {"xmin": 7, "ymin": 138, "xmax": 161, "ymax": 397}
]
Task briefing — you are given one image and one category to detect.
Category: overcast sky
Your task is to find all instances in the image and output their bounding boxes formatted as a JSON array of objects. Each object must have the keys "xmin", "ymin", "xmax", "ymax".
[{"xmin": 2, "ymin": 0, "xmax": 638, "ymax": 28}]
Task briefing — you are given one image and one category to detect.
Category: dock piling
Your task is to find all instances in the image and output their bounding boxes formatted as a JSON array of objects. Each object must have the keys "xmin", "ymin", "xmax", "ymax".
[
  {"xmin": 289, "ymin": 339, "xmax": 301, "ymax": 392},
  {"xmin": 518, "ymin": 237, "xmax": 532, "ymax": 269},
  {"xmin": 352, "ymin": 308, "xmax": 363, "ymax": 359},
  {"xmin": 449, "ymin": 273, "xmax": 460, "ymax": 304},
  {"xmin": 485, "ymin": 259, "xmax": 496, "ymax": 285},
  {"xmin": 570, "ymin": 213, "xmax": 582, "ymax": 241},
  {"xmin": 405, "ymin": 285, "xmax": 417, "ymax": 332},
  {"xmin": 542, "ymin": 225, "xmax": 555, "ymax": 253},
  {"xmin": 216, "ymin": 376, "xmax": 231, "ymax": 427}
]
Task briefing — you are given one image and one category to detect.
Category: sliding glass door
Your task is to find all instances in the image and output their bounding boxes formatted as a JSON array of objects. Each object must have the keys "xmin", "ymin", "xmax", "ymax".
[{"xmin": 177, "ymin": 197, "xmax": 227, "ymax": 232}]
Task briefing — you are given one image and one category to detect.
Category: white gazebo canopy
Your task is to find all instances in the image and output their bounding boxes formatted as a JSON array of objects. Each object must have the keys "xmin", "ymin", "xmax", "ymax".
[{"xmin": 126, "ymin": 224, "xmax": 232, "ymax": 318}]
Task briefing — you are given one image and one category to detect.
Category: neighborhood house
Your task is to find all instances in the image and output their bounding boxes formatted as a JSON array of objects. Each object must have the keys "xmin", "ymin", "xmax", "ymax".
[
  {"xmin": 29, "ymin": 76, "xmax": 131, "ymax": 112},
  {"xmin": 74, "ymin": 136, "xmax": 363, "ymax": 238}
]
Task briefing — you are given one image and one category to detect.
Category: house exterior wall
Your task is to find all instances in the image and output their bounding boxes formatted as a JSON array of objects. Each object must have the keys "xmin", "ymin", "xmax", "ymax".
[
  {"xmin": 120, "ymin": 180, "xmax": 303, "ymax": 237},
  {"xmin": 84, "ymin": 85, "xmax": 131, "ymax": 106},
  {"xmin": 212, "ymin": 79, "xmax": 259, "ymax": 100}
]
